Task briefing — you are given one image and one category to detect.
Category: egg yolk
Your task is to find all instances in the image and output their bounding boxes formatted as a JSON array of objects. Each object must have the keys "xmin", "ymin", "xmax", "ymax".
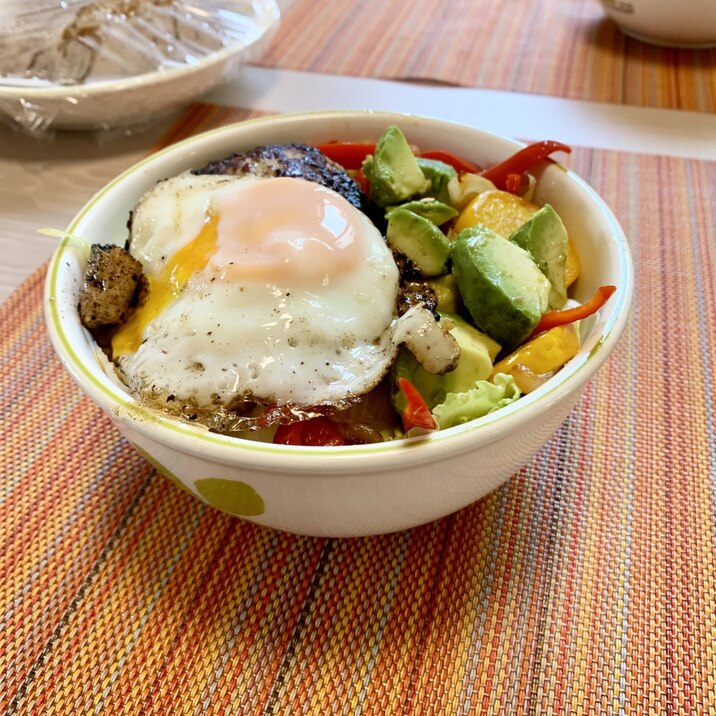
[
  {"xmin": 112, "ymin": 213, "xmax": 219, "ymax": 356},
  {"xmin": 111, "ymin": 177, "xmax": 366, "ymax": 357},
  {"xmin": 210, "ymin": 177, "xmax": 363, "ymax": 284}
]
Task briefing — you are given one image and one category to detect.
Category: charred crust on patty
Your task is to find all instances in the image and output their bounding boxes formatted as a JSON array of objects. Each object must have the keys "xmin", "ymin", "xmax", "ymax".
[
  {"xmin": 391, "ymin": 250, "xmax": 439, "ymax": 318},
  {"xmin": 192, "ymin": 143, "xmax": 366, "ymax": 211},
  {"xmin": 398, "ymin": 280, "xmax": 438, "ymax": 317},
  {"xmin": 391, "ymin": 249, "xmax": 424, "ymax": 282},
  {"xmin": 78, "ymin": 244, "xmax": 146, "ymax": 330}
]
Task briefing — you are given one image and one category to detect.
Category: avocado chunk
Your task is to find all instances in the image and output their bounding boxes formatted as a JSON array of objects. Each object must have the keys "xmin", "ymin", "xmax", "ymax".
[
  {"xmin": 416, "ymin": 157, "xmax": 457, "ymax": 204},
  {"xmin": 452, "ymin": 225, "xmax": 550, "ymax": 351},
  {"xmin": 509, "ymin": 204, "xmax": 568, "ymax": 309},
  {"xmin": 361, "ymin": 126, "xmax": 430, "ymax": 207},
  {"xmin": 392, "ymin": 313, "xmax": 502, "ymax": 412},
  {"xmin": 386, "ymin": 207, "xmax": 452, "ymax": 277},
  {"xmin": 428, "ymin": 274, "xmax": 462, "ymax": 314},
  {"xmin": 385, "ymin": 198, "xmax": 458, "ymax": 226}
]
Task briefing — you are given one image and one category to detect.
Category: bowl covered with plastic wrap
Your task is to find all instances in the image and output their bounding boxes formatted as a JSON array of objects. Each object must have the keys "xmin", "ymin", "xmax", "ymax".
[{"xmin": 0, "ymin": 0, "xmax": 279, "ymax": 133}]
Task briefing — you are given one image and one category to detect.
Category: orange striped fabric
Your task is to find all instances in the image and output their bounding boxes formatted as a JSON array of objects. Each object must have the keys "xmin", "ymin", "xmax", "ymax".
[
  {"xmin": 257, "ymin": 0, "xmax": 716, "ymax": 112},
  {"xmin": 2, "ymin": 104, "xmax": 716, "ymax": 713}
]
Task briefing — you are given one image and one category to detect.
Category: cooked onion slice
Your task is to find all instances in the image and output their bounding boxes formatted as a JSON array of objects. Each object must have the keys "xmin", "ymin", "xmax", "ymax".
[{"xmin": 392, "ymin": 305, "xmax": 460, "ymax": 375}]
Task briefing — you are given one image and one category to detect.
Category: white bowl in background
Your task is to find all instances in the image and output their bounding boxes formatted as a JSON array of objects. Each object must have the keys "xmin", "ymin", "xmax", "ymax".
[
  {"xmin": 45, "ymin": 111, "xmax": 633, "ymax": 537},
  {"xmin": 598, "ymin": 0, "xmax": 716, "ymax": 48}
]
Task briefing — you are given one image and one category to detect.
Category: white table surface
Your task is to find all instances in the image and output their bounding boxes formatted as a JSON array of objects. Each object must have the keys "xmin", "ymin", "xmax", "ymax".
[{"xmin": 1, "ymin": 65, "xmax": 715, "ymax": 305}]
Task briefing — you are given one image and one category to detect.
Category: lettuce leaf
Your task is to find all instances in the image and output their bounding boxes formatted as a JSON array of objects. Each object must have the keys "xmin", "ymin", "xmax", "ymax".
[{"xmin": 432, "ymin": 373, "xmax": 521, "ymax": 430}]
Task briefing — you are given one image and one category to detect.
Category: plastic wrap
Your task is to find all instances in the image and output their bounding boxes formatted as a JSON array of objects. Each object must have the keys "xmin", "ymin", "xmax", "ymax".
[{"xmin": 0, "ymin": 0, "xmax": 280, "ymax": 135}]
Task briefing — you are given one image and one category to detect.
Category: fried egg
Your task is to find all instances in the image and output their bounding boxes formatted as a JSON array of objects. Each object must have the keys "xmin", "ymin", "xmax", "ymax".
[{"xmin": 112, "ymin": 173, "xmax": 401, "ymax": 410}]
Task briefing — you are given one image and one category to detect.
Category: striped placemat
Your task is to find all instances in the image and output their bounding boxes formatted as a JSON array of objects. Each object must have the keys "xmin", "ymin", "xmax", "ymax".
[
  {"xmin": 258, "ymin": 0, "xmax": 716, "ymax": 112},
  {"xmin": 2, "ymin": 104, "xmax": 716, "ymax": 714}
]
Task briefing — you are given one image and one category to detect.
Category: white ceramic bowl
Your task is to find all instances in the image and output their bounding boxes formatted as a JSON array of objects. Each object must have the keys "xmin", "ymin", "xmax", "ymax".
[
  {"xmin": 598, "ymin": 0, "xmax": 716, "ymax": 48},
  {"xmin": 45, "ymin": 111, "xmax": 633, "ymax": 537},
  {"xmin": 0, "ymin": 0, "xmax": 279, "ymax": 132}
]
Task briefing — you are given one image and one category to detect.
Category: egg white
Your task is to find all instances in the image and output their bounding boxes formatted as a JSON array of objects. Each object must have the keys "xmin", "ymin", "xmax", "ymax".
[{"xmin": 115, "ymin": 173, "xmax": 400, "ymax": 409}]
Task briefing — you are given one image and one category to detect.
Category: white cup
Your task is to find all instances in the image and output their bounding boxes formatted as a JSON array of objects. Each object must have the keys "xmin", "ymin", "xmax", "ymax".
[{"xmin": 599, "ymin": 0, "xmax": 716, "ymax": 48}]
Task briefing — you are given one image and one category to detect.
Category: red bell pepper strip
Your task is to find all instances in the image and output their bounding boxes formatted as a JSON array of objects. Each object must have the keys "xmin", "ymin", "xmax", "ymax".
[
  {"xmin": 315, "ymin": 142, "xmax": 376, "ymax": 170},
  {"xmin": 354, "ymin": 168, "xmax": 370, "ymax": 195},
  {"xmin": 480, "ymin": 141, "xmax": 572, "ymax": 191},
  {"xmin": 419, "ymin": 150, "xmax": 480, "ymax": 174},
  {"xmin": 315, "ymin": 143, "xmax": 481, "ymax": 175},
  {"xmin": 273, "ymin": 417, "xmax": 345, "ymax": 446},
  {"xmin": 315, "ymin": 144, "xmax": 370, "ymax": 193},
  {"xmin": 398, "ymin": 377, "xmax": 437, "ymax": 432},
  {"xmin": 273, "ymin": 422, "xmax": 303, "ymax": 445},
  {"xmin": 505, "ymin": 172, "xmax": 522, "ymax": 195},
  {"xmin": 531, "ymin": 285, "xmax": 617, "ymax": 337}
]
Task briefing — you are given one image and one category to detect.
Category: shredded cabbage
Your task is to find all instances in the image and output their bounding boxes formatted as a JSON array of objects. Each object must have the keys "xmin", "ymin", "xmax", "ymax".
[{"xmin": 432, "ymin": 373, "xmax": 521, "ymax": 430}]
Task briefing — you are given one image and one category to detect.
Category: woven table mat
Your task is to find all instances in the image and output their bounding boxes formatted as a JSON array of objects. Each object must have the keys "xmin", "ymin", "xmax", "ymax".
[
  {"xmin": 3, "ymin": 104, "xmax": 716, "ymax": 714},
  {"xmin": 258, "ymin": 0, "xmax": 716, "ymax": 113}
]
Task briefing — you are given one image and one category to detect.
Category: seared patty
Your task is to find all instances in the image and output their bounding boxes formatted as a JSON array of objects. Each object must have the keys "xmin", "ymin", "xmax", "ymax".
[
  {"xmin": 192, "ymin": 143, "xmax": 366, "ymax": 212},
  {"xmin": 78, "ymin": 244, "xmax": 146, "ymax": 329},
  {"xmin": 398, "ymin": 280, "xmax": 438, "ymax": 317}
]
